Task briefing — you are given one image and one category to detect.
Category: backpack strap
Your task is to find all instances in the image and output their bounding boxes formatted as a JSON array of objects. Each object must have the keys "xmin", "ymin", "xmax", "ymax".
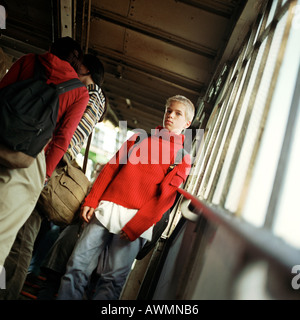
[
  {"xmin": 167, "ymin": 148, "xmax": 188, "ymax": 173},
  {"xmin": 56, "ymin": 78, "xmax": 85, "ymax": 94},
  {"xmin": 134, "ymin": 132, "xmax": 150, "ymax": 145}
]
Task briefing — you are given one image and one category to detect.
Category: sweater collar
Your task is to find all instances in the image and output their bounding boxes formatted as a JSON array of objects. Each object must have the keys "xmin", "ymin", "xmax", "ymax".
[
  {"xmin": 86, "ymin": 83, "xmax": 100, "ymax": 92},
  {"xmin": 152, "ymin": 126, "xmax": 185, "ymax": 145}
]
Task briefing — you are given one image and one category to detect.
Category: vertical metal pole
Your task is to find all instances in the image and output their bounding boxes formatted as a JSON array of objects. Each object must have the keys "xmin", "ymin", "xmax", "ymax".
[
  {"xmin": 73, "ymin": 0, "xmax": 77, "ymax": 39},
  {"xmin": 85, "ymin": 0, "xmax": 91, "ymax": 53}
]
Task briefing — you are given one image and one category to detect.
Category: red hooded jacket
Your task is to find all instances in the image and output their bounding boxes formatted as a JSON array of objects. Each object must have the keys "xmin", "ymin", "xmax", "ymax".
[{"xmin": 0, "ymin": 52, "xmax": 89, "ymax": 176}]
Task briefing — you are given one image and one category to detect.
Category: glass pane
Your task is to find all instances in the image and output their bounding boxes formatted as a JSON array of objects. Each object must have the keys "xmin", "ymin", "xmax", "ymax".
[
  {"xmin": 222, "ymin": 38, "xmax": 266, "ymax": 212},
  {"xmin": 242, "ymin": 12, "xmax": 298, "ymax": 228},
  {"xmin": 274, "ymin": 103, "xmax": 300, "ymax": 248},
  {"xmin": 266, "ymin": 0, "xmax": 279, "ymax": 28},
  {"xmin": 212, "ymin": 59, "xmax": 250, "ymax": 205},
  {"xmin": 225, "ymin": 14, "xmax": 286, "ymax": 213},
  {"xmin": 272, "ymin": 12, "xmax": 300, "ymax": 248}
]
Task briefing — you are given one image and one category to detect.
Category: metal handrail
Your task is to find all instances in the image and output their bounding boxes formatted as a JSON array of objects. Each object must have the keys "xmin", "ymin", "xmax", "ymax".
[{"xmin": 178, "ymin": 187, "xmax": 300, "ymax": 272}]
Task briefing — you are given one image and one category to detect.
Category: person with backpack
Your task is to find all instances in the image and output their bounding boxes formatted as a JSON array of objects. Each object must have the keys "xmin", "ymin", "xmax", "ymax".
[
  {"xmin": 0, "ymin": 37, "xmax": 89, "ymax": 275},
  {"xmin": 0, "ymin": 53, "xmax": 106, "ymax": 300},
  {"xmin": 31, "ymin": 53, "xmax": 107, "ymax": 281},
  {"xmin": 57, "ymin": 95, "xmax": 195, "ymax": 300}
]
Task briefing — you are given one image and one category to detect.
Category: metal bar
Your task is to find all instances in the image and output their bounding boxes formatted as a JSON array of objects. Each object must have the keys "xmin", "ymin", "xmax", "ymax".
[
  {"xmin": 103, "ymin": 72, "xmax": 187, "ymax": 108},
  {"xmin": 91, "ymin": 7, "xmax": 216, "ymax": 59},
  {"xmin": 178, "ymin": 188, "xmax": 300, "ymax": 270},
  {"xmin": 177, "ymin": 0, "xmax": 238, "ymax": 19},
  {"xmin": 92, "ymin": 45, "xmax": 203, "ymax": 94},
  {"xmin": 51, "ymin": 0, "xmax": 55, "ymax": 43},
  {"xmin": 60, "ymin": 0, "xmax": 73, "ymax": 37},
  {"xmin": 72, "ymin": 0, "xmax": 76, "ymax": 39},
  {"xmin": 0, "ymin": 35, "xmax": 45, "ymax": 57},
  {"xmin": 85, "ymin": 0, "xmax": 91, "ymax": 54},
  {"xmin": 80, "ymin": 0, "xmax": 86, "ymax": 49}
]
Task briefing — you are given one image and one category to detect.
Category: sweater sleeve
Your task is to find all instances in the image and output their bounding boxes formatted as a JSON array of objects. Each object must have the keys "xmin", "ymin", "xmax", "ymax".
[
  {"xmin": 45, "ymin": 87, "xmax": 89, "ymax": 177},
  {"xmin": 67, "ymin": 86, "xmax": 105, "ymax": 159},
  {"xmin": 122, "ymin": 153, "xmax": 191, "ymax": 241},
  {"xmin": 82, "ymin": 134, "xmax": 139, "ymax": 209}
]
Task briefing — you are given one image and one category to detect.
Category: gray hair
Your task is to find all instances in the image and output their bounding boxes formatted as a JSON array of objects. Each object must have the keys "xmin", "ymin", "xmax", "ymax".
[{"xmin": 165, "ymin": 95, "xmax": 195, "ymax": 122}]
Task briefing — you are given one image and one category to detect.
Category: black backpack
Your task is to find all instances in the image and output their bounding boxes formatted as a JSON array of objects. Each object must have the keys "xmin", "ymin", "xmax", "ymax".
[{"xmin": 0, "ymin": 55, "xmax": 85, "ymax": 159}]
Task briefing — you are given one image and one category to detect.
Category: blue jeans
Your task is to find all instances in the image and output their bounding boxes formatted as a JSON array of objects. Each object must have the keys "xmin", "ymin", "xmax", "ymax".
[
  {"xmin": 57, "ymin": 216, "xmax": 145, "ymax": 300},
  {"xmin": 28, "ymin": 221, "xmax": 61, "ymax": 276}
]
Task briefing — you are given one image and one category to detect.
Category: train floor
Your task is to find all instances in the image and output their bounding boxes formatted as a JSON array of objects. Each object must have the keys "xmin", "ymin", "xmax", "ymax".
[{"xmin": 19, "ymin": 271, "xmax": 101, "ymax": 300}]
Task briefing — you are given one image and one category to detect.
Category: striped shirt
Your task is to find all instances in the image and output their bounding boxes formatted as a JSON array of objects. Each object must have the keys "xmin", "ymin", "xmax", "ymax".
[{"xmin": 67, "ymin": 83, "xmax": 105, "ymax": 160}]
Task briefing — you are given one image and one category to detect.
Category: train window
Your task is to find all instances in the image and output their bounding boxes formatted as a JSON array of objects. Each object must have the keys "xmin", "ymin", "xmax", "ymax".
[
  {"xmin": 227, "ymin": 11, "xmax": 288, "ymax": 215},
  {"xmin": 263, "ymin": 7, "xmax": 300, "ymax": 248},
  {"xmin": 242, "ymin": 11, "xmax": 292, "ymax": 226},
  {"xmin": 274, "ymin": 107, "xmax": 300, "ymax": 248},
  {"xmin": 185, "ymin": 0, "xmax": 299, "ymax": 249},
  {"xmin": 266, "ymin": 0, "xmax": 279, "ymax": 27},
  {"xmin": 211, "ymin": 58, "xmax": 251, "ymax": 206}
]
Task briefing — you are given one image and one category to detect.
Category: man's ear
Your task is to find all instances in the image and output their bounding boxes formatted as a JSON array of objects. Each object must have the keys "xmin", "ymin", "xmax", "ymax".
[{"xmin": 185, "ymin": 120, "xmax": 192, "ymax": 129}]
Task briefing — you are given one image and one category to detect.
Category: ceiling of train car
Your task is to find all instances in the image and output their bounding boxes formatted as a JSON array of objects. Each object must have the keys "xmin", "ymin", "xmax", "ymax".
[{"xmin": 0, "ymin": 0, "xmax": 247, "ymax": 133}]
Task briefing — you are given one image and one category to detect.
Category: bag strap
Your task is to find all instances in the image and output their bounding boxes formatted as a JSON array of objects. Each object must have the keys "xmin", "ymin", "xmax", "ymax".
[
  {"xmin": 167, "ymin": 148, "xmax": 188, "ymax": 173},
  {"xmin": 82, "ymin": 131, "xmax": 93, "ymax": 174},
  {"xmin": 62, "ymin": 132, "xmax": 92, "ymax": 174},
  {"xmin": 56, "ymin": 78, "xmax": 85, "ymax": 94},
  {"xmin": 174, "ymin": 148, "xmax": 188, "ymax": 165}
]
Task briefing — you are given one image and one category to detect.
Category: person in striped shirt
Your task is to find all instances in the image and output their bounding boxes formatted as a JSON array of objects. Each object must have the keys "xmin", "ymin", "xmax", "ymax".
[{"xmin": 67, "ymin": 54, "xmax": 106, "ymax": 160}]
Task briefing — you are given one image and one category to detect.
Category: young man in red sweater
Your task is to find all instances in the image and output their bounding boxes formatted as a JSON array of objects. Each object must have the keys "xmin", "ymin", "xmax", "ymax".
[{"xmin": 57, "ymin": 95, "xmax": 195, "ymax": 300}]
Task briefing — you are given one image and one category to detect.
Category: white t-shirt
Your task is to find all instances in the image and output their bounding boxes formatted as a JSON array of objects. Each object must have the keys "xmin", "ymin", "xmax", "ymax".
[{"xmin": 95, "ymin": 200, "xmax": 153, "ymax": 241}]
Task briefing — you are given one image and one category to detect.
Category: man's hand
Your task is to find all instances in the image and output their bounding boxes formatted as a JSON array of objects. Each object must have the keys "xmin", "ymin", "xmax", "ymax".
[
  {"xmin": 120, "ymin": 230, "xmax": 130, "ymax": 241},
  {"xmin": 81, "ymin": 206, "xmax": 95, "ymax": 223},
  {"xmin": 44, "ymin": 175, "xmax": 50, "ymax": 186}
]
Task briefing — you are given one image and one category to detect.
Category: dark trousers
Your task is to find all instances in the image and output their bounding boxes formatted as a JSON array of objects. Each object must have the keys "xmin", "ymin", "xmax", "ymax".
[{"xmin": 0, "ymin": 208, "xmax": 42, "ymax": 300}]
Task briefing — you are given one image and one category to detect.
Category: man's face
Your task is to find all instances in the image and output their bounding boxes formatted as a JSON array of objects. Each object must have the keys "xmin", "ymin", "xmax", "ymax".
[
  {"xmin": 163, "ymin": 101, "xmax": 191, "ymax": 134},
  {"xmin": 78, "ymin": 64, "xmax": 89, "ymax": 81}
]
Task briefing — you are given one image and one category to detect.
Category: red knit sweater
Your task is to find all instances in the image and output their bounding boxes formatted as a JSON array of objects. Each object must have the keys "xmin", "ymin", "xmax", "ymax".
[{"xmin": 83, "ymin": 126, "xmax": 191, "ymax": 241}]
